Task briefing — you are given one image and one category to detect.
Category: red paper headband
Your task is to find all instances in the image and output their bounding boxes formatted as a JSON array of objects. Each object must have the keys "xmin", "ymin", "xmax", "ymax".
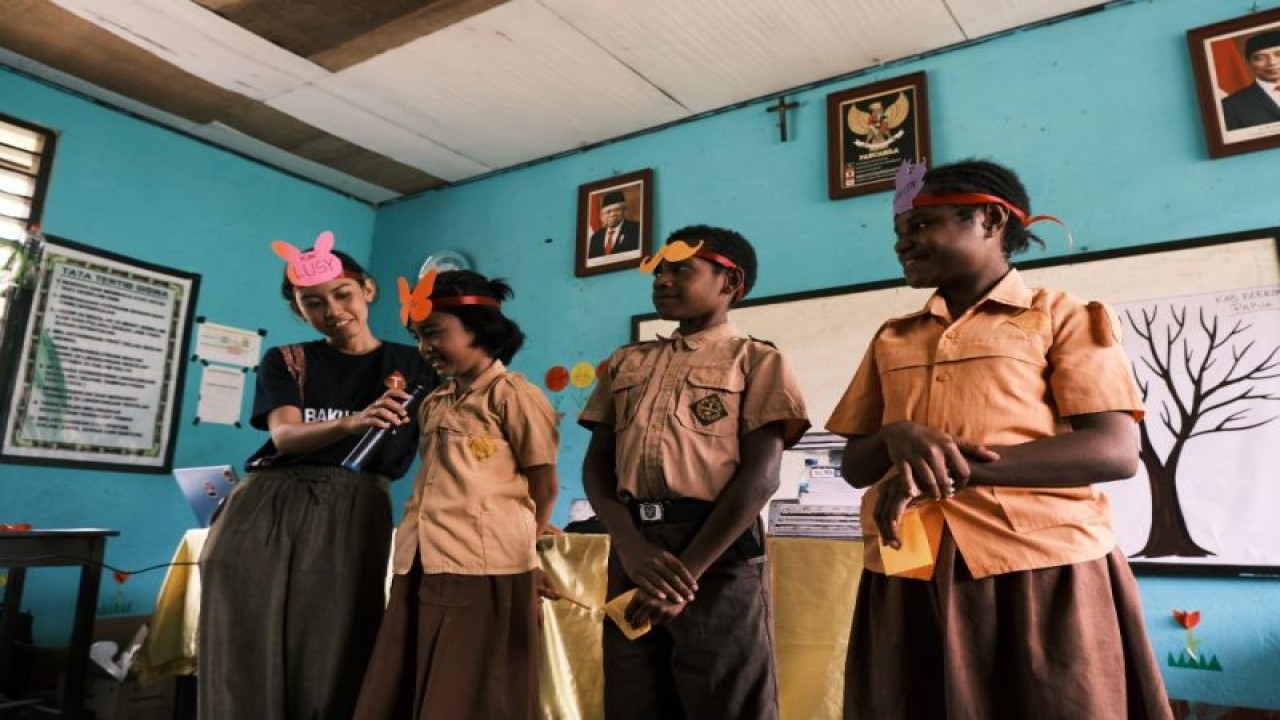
[
  {"xmin": 910, "ymin": 192, "xmax": 1059, "ymax": 228},
  {"xmin": 908, "ymin": 191, "xmax": 1071, "ymax": 245},
  {"xmin": 432, "ymin": 295, "xmax": 502, "ymax": 309}
]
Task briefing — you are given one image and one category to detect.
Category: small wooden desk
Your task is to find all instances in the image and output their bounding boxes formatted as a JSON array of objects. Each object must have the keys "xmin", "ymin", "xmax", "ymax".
[{"xmin": 0, "ymin": 529, "xmax": 118, "ymax": 719}]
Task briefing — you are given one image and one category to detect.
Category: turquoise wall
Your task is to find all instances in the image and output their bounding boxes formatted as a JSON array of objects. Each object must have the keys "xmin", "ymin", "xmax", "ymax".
[
  {"xmin": 1, "ymin": 0, "xmax": 1278, "ymax": 709},
  {"xmin": 371, "ymin": 0, "xmax": 1280, "ymax": 709},
  {"xmin": 0, "ymin": 68, "xmax": 376, "ymax": 644}
]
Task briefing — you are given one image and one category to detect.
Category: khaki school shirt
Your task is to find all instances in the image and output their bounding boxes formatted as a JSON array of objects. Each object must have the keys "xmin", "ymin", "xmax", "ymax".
[
  {"xmin": 392, "ymin": 361, "xmax": 559, "ymax": 575},
  {"xmin": 579, "ymin": 322, "xmax": 810, "ymax": 501},
  {"xmin": 826, "ymin": 270, "xmax": 1144, "ymax": 579}
]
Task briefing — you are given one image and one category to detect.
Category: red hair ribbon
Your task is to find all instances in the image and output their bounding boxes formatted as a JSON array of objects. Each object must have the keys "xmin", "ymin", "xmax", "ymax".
[
  {"xmin": 432, "ymin": 295, "xmax": 502, "ymax": 309},
  {"xmin": 910, "ymin": 192, "xmax": 1064, "ymax": 229},
  {"xmin": 910, "ymin": 191, "xmax": 1072, "ymax": 246}
]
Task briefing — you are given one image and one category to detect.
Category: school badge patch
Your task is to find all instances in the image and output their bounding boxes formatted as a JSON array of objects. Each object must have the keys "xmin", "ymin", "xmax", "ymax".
[
  {"xmin": 467, "ymin": 435, "xmax": 497, "ymax": 460},
  {"xmin": 690, "ymin": 394, "xmax": 728, "ymax": 426}
]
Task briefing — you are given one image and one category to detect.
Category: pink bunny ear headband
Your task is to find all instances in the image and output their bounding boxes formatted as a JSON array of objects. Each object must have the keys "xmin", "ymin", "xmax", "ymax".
[
  {"xmin": 396, "ymin": 269, "xmax": 502, "ymax": 326},
  {"xmin": 892, "ymin": 160, "xmax": 1072, "ymax": 244},
  {"xmin": 271, "ymin": 230, "xmax": 362, "ymax": 287}
]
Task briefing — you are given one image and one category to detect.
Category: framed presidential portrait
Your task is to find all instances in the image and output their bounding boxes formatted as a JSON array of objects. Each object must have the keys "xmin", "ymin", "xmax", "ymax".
[
  {"xmin": 1187, "ymin": 7, "xmax": 1280, "ymax": 159},
  {"xmin": 575, "ymin": 168, "xmax": 654, "ymax": 277},
  {"xmin": 826, "ymin": 71, "xmax": 931, "ymax": 200}
]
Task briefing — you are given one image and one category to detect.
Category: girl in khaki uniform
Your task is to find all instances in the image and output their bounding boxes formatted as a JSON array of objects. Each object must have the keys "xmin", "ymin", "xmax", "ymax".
[
  {"xmin": 828, "ymin": 159, "xmax": 1171, "ymax": 719},
  {"xmin": 354, "ymin": 270, "xmax": 560, "ymax": 720}
]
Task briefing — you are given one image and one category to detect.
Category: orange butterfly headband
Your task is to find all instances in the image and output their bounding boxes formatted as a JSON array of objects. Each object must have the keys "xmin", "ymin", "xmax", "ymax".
[{"xmin": 397, "ymin": 269, "xmax": 502, "ymax": 325}]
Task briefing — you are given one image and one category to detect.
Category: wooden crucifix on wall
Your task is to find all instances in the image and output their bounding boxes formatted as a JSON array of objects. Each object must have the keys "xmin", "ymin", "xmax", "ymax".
[{"xmin": 765, "ymin": 96, "xmax": 799, "ymax": 142}]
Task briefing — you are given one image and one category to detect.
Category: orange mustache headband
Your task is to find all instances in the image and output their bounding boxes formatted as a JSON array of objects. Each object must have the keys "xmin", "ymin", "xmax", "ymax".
[{"xmin": 639, "ymin": 240, "xmax": 745, "ymax": 300}]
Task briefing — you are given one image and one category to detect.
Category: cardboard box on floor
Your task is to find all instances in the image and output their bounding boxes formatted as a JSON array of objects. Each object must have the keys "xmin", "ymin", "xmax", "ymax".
[{"xmin": 81, "ymin": 615, "xmax": 176, "ymax": 720}]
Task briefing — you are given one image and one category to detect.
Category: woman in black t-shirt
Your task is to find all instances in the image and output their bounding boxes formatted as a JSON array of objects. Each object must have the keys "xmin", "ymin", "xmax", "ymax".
[{"xmin": 198, "ymin": 240, "xmax": 433, "ymax": 720}]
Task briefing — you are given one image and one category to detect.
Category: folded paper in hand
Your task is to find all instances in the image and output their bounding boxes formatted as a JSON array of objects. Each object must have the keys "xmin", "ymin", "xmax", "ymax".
[
  {"xmin": 604, "ymin": 589, "xmax": 652, "ymax": 640},
  {"xmin": 879, "ymin": 507, "xmax": 934, "ymax": 575}
]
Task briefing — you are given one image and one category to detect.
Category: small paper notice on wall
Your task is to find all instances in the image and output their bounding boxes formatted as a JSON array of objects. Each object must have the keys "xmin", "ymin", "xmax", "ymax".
[
  {"xmin": 197, "ymin": 365, "xmax": 245, "ymax": 425},
  {"xmin": 195, "ymin": 322, "xmax": 262, "ymax": 367}
]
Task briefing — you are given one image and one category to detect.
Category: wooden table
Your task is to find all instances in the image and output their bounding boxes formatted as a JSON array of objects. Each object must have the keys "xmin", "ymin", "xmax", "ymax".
[{"xmin": 0, "ymin": 529, "xmax": 118, "ymax": 719}]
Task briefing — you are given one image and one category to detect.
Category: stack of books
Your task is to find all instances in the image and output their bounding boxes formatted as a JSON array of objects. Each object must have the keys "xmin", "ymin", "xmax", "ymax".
[
  {"xmin": 768, "ymin": 499, "xmax": 862, "ymax": 538},
  {"xmin": 769, "ymin": 463, "xmax": 865, "ymax": 538}
]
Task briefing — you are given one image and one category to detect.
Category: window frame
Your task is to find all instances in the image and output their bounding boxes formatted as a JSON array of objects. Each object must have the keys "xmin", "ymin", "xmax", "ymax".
[{"xmin": 0, "ymin": 111, "xmax": 57, "ymax": 234}]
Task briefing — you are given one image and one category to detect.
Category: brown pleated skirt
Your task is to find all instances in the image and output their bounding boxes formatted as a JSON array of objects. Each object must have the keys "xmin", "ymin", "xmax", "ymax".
[
  {"xmin": 844, "ymin": 531, "xmax": 1172, "ymax": 720},
  {"xmin": 354, "ymin": 565, "xmax": 539, "ymax": 720}
]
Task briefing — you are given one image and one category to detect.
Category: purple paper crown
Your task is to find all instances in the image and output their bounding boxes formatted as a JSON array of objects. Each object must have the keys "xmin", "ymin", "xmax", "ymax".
[{"xmin": 892, "ymin": 160, "xmax": 928, "ymax": 215}]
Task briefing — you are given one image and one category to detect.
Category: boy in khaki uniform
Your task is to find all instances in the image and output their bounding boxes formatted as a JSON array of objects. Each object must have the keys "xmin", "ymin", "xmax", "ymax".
[{"xmin": 579, "ymin": 225, "xmax": 809, "ymax": 720}]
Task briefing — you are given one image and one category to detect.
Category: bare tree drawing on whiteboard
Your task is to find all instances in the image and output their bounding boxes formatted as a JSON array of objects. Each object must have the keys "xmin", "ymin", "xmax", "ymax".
[{"xmin": 1124, "ymin": 305, "xmax": 1280, "ymax": 558}]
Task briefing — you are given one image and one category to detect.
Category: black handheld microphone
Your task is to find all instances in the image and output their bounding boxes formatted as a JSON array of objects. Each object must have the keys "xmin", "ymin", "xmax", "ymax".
[{"xmin": 341, "ymin": 381, "xmax": 429, "ymax": 473}]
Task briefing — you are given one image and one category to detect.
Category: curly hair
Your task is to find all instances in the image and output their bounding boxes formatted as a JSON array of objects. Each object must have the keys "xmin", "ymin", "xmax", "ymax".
[{"xmin": 665, "ymin": 224, "xmax": 759, "ymax": 300}]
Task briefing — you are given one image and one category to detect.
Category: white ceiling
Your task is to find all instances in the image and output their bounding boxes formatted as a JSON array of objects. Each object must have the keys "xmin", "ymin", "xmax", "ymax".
[{"xmin": 6, "ymin": 0, "xmax": 1109, "ymax": 203}]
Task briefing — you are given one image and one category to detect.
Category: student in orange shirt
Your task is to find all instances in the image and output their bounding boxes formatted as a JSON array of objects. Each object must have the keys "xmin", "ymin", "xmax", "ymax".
[
  {"xmin": 828, "ymin": 160, "xmax": 1171, "ymax": 719},
  {"xmin": 354, "ymin": 270, "xmax": 560, "ymax": 720}
]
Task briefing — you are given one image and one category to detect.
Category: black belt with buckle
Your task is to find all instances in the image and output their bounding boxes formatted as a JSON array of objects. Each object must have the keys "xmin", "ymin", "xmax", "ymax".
[
  {"xmin": 626, "ymin": 498, "xmax": 765, "ymax": 559},
  {"xmin": 628, "ymin": 498, "xmax": 715, "ymax": 525}
]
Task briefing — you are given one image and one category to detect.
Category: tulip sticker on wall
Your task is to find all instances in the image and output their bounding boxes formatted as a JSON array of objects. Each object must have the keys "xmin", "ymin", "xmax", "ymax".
[
  {"xmin": 98, "ymin": 568, "xmax": 134, "ymax": 616},
  {"xmin": 1169, "ymin": 609, "xmax": 1223, "ymax": 671}
]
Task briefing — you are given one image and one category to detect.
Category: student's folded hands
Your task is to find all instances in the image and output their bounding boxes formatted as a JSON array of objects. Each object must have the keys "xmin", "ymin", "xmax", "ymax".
[
  {"xmin": 616, "ymin": 542, "xmax": 699, "ymax": 604},
  {"xmin": 881, "ymin": 421, "xmax": 999, "ymax": 500},
  {"xmin": 625, "ymin": 588, "xmax": 687, "ymax": 626},
  {"xmin": 876, "ymin": 421, "xmax": 999, "ymax": 546}
]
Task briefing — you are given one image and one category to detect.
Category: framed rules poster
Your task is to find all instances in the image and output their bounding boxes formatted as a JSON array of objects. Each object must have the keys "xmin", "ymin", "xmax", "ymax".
[{"xmin": 0, "ymin": 235, "xmax": 199, "ymax": 472}]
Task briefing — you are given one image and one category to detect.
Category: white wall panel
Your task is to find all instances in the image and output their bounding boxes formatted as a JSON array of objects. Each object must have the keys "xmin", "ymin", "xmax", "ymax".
[
  {"xmin": 328, "ymin": 0, "xmax": 688, "ymax": 168},
  {"xmin": 539, "ymin": 0, "xmax": 964, "ymax": 112},
  {"xmin": 268, "ymin": 85, "xmax": 493, "ymax": 181},
  {"xmin": 51, "ymin": 0, "xmax": 326, "ymax": 100}
]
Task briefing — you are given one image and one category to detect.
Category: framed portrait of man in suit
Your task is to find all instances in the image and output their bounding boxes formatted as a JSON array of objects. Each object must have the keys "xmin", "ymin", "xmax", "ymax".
[
  {"xmin": 575, "ymin": 168, "xmax": 654, "ymax": 277},
  {"xmin": 826, "ymin": 71, "xmax": 931, "ymax": 200},
  {"xmin": 1188, "ymin": 7, "xmax": 1280, "ymax": 159}
]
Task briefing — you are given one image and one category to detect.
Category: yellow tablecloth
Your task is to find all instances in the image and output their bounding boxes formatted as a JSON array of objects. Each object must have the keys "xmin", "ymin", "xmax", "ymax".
[
  {"xmin": 136, "ymin": 528, "xmax": 206, "ymax": 681},
  {"xmin": 137, "ymin": 530, "xmax": 862, "ymax": 720}
]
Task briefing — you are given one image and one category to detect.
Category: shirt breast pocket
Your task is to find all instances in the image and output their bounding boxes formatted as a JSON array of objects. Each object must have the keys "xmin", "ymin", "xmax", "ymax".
[
  {"xmin": 610, "ymin": 370, "xmax": 649, "ymax": 431},
  {"xmin": 877, "ymin": 346, "xmax": 932, "ymax": 375},
  {"xmin": 992, "ymin": 486, "xmax": 1108, "ymax": 532},
  {"xmin": 675, "ymin": 365, "xmax": 744, "ymax": 436},
  {"xmin": 876, "ymin": 347, "xmax": 932, "ymax": 410},
  {"xmin": 952, "ymin": 319, "xmax": 1049, "ymax": 367},
  {"xmin": 437, "ymin": 415, "xmax": 513, "ymax": 470}
]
